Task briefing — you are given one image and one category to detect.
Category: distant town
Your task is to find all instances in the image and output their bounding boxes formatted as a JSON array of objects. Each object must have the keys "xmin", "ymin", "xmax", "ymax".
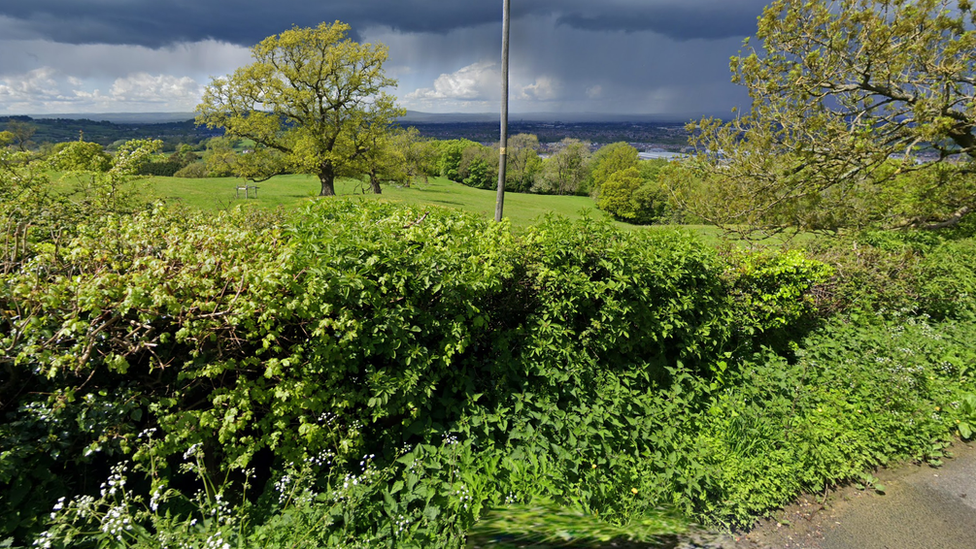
[{"xmin": 0, "ymin": 112, "xmax": 694, "ymax": 154}]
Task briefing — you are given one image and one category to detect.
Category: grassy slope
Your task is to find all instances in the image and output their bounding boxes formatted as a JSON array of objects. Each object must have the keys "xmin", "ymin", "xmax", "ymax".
[
  {"xmin": 135, "ymin": 174, "xmax": 739, "ymax": 246},
  {"xmin": 139, "ymin": 174, "xmax": 609, "ymax": 227}
]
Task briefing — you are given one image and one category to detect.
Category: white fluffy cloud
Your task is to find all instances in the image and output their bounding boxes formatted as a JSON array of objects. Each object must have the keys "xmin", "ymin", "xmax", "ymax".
[
  {"xmin": 518, "ymin": 76, "xmax": 560, "ymax": 101},
  {"xmin": 110, "ymin": 73, "xmax": 201, "ymax": 105},
  {"xmin": 405, "ymin": 61, "xmax": 499, "ymax": 102},
  {"xmin": 0, "ymin": 67, "xmax": 204, "ymax": 113},
  {"xmin": 0, "ymin": 67, "xmax": 61, "ymax": 100},
  {"xmin": 0, "ymin": 38, "xmax": 250, "ymax": 114}
]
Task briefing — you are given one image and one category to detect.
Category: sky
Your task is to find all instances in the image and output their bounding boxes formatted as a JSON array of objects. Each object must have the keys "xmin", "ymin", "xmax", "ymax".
[{"xmin": 0, "ymin": 0, "xmax": 770, "ymax": 117}]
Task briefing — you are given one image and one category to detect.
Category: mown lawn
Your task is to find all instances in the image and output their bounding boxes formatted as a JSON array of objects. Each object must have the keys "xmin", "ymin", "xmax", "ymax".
[
  {"xmin": 133, "ymin": 174, "xmax": 747, "ymax": 242},
  {"xmin": 53, "ymin": 171, "xmax": 778, "ymax": 245},
  {"xmin": 138, "ymin": 174, "xmax": 613, "ymax": 227}
]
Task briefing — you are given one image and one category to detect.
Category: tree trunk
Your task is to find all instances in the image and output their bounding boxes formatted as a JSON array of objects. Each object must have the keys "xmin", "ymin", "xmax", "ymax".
[
  {"xmin": 318, "ymin": 172, "xmax": 336, "ymax": 196},
  {"xmin": 369, "ymin": 174, "xmax": 382, "ymax": 194}
]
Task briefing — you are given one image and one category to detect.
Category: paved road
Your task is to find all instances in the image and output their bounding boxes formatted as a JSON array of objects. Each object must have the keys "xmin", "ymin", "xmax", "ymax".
[{"xmin": 738, "ymin": 441, "xmax": 976, "ymax": 549}]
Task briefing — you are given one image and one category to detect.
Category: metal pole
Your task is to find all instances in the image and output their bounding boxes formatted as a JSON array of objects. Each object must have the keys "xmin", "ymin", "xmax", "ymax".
[{"xmin": 494, "ymin": 0, "xmax": 511, "ymax": 223}]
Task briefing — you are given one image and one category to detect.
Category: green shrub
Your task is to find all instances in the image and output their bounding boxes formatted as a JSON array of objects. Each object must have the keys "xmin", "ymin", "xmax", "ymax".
[
  {"xmin": 808, "ymin": 230, "xmax": 976, "ymax": 319},
  {"xmin": 598, "ymin": 167, "xmax": 643, "ymax": 220},
  {"xmin": 696, "ymin": 313, "xmax": 976, "ymax": 527},
  {"xmin": 721, "ymin": 247, "xmax": 834, "ymax": 347},
  {"xmin": 597, "ymin": 167, "xmax": 670, "ymax": 224},
  {"xmin": 0, "ymin": 198, "xmax": 882, "ymax": 546},
  {"xmin": 173, "ymin": 161, "xmax": 209, "ymax": 178},
  {"xmin": 916, "ymin": 239, "xmax": 976, "ymax": 319},
  {"xmin": 808, "ymin": 236, "xmax": 923, "ymax": 315},
  {"xmin": 516, "ymin": 216, "xmax": 733, "ymax": 378}
]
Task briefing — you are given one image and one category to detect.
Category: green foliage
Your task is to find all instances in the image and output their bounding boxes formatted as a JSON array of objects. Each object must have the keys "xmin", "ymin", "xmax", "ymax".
[
  {"xmin": 463, "ymin": 157, "xmax": 493, "ymax": 189},
  {"xmin": 62, "ymin": 138, "xmax": 161, "ymax": 214},
  {"xmin": 596, "ymin": 167, "xmax": 671, "ymax": 224},
  {"xmin": 721, "ymin": 248, "xmax": 834, "ymax": 342},
  {"xmin": 137, "ymin": 146, "xmax": 199, "ymax": 177},
  {"xmin": 589, "ymin": 142, "xmax": 639, "ymax": 196},
  {"xmin": 459, "ymin": 143, "xmax": 498, "ymax": 189},
  {"xmin": 597, "ymin": 167, "xmax": 643, "ymax": 220},
  {"xmin": 535, "ymin": 138, "xmax": 591, "ymax": 196},
  {"xmin": 697, "ymin": 312, "xmax": 976, "ymax": 527},
  {"xmin": 686, "ymin": 0, "xmax": 976, "ymax": 232},
  {"xmin": 954, "ymin": 394, "xmax": 976, "ymax": 440},
  {"xmin": 505, "ymin": 134, "xmax": 543, "ymax": 193},
  {"xmin": 7, "ymin": 179, "xmax": 976, "ymax": 547},
  {"xmin": 173, "ymin": 162, "xmax": 209, "ymax": 179},
  {"xmin": 48, "ymin": 141, "xmax": 112, "ymax": 173},
  {"xmin": 203, "ymin": 136, "xmax": 242, "ymax": 178},
  {"xmin": 916, "ymin": 239, "xmax": 976, "ymax": 318},
  {"xmin": 518, "ymin": 216, "xmax": 734, "ymax": 375},
  {"xmin": 808, "ymin": 228, "xmax": 976, "ymax": 319},
  {"xmin": 434, "ymin": 139, "xmax": 479, "ymax": 182}
]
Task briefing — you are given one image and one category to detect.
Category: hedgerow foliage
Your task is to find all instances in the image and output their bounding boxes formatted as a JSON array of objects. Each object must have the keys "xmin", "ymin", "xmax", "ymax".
[
  {"xmin": 4, "ymin": 190, "xmax": 976, "ymax": 547},
  {"xmin": 0, "ymin": 197, "xmax": 809, "ymax": 541}
]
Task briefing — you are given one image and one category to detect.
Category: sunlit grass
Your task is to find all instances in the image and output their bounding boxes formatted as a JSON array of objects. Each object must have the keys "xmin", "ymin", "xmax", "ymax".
[
  {"xmin": 53, "ymin": 171, "xmax": 805, "ymax": 246},
  {"xmin": 136, "ymin": 174, "xmax": 619, "ymax": 228}
]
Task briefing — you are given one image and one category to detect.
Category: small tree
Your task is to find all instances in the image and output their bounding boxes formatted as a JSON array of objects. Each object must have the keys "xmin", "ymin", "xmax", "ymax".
[
  {"xmin": 684, "ymin": 0, "xmax": 976, "ymax": 233},
  {"xmin": 589, "ymin": 142, "xmax": 639, "ymax": 197},
  {"xmin": 4, "ymin": 119, "xmax": 36, "ymax": 152},
  {"xmin": 358, "ymin": 127, "xmax": 437, "ymax": 193},
  {"xmin": 196, "ymin": 21, "xmax": 404, "ymax": 196},
  {"xmin": 459, "ymin": 143, "xmax": 499, "ymax": 189},
  {"xmin": 394, "ymin": 128, "xmax": 439, "ymax": 185},
  {"xmin": 505, "ymin": 133, "xmax": 543, "ymax": 193},
  {"xmin": 49, "ymin": 138, "xmax": 159, "ymax": 214},
  {"xmin": 535, "ymin": 138, "xmax": 591, "ymax": 195}
]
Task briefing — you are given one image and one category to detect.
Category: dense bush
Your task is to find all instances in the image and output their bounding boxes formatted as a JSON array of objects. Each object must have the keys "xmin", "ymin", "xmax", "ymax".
[
  {"xmin": 916, "ymin": 238, "xmax": 976, "ymax": 319},
  {"xmin": 808, "ymin": 227, "xmax": 976, "ymax": 319},
  {"xmin": 172, "ymin": 161, "xmax": 209, "ymax": 178},
  {"xmin": 598, "ymin": 167, "xmax": 672, "ymax": 224},
  {"xmin": 6, "ymin": 192, "xmax": 975, "ymax": 547},
  {"xmin": 434, "ymin": 139, "xmax": 479, "ymax": 182},
  {"xmin": 698, "ymin": 313, "xmax": 976, "ymax": 526},
  {"xmin": 721, "ymin": 247, "xmax": 834, "ymax": 348},
  {"xmin": 137, "ymin": 147, "xmax": 200, "ymax": 177}
]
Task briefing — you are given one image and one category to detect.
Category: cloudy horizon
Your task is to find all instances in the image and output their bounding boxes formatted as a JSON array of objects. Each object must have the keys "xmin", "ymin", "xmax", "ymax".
[{"xmin": 0, "ymin": 1, "xmax": 768, "ymax": 117}]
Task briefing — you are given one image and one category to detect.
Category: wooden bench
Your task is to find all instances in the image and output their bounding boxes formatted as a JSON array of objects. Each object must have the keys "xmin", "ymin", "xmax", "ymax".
[{"xmin": 235, "ymin": 185, "xmax": 259, "ymax": 199}]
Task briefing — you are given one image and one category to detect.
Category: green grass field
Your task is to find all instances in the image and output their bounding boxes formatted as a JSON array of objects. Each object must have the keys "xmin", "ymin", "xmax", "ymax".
[
  {"xmin": 139, "ymin": 174, "xmax": 617, "ymax": 228},
  {"xmin": 59, "ymin": 172, "xmax": 777, "ymax": 245}
]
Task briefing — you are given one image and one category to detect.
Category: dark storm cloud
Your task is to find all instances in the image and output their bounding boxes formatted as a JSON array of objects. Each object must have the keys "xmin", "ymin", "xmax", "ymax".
[
  {"xmin": 554, "ymin": 4, "xmax": 767, "ymax": 41},
  {"xmin": 1, "ymin": 0, "xmax": 769, "ymax": 48}
]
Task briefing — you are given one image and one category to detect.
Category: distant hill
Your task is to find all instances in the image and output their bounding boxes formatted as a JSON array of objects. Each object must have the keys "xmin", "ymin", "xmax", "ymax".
[
  {"xmin": 25, "ymin": 112, "xmax": 197, "ymax": 124},
  {"xmin": 4, "ymin": 111, "xmax": 696, "ymax": 150},
  {"xmin": 21, "ymin": 110, "xmax": 714, "ymax": 125},
  {"xmin": 1, "ymin": 115, "xmax": 217, "ymax": 149},
  {"xmin": 399, "ymin": 111, "xmax": 712, "ymax": 124}
]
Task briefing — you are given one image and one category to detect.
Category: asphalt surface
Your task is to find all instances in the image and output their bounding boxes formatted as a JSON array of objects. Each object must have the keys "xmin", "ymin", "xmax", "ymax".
[{"xmin": 737, "ymin": 441, "xmax": 976, "ymax": 549}]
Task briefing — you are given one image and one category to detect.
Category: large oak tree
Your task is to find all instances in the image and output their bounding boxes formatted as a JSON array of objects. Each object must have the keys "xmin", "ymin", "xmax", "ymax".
[
  {"xmin": 680, "ymin": 0, "xmax": 976, "ymax": 233},
  {"xmin": 196, "ymin": 21, "xmax": 404, "ymax": 196}
]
